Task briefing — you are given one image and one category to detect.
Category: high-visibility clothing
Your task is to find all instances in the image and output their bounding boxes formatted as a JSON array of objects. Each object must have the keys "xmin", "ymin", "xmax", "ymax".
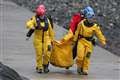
[
  {"xmin": 26, "ymin": 15, "xmax": 54, "ymax": 69},
  {"xmin": 73, "ymin": 19, "xmax": 106, "ymax": 73}
]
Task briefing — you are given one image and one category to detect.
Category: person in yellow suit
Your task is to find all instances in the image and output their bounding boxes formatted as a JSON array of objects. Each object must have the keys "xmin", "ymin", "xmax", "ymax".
[
  {"xmin": 60, "ymin": 7, "xmax": 97, "ymax": 70},
  {"xmin": 26, "ymin": 4, "xmax": 54, "ymax": 73},
  {"xmin": 73, "ymin": 6, "xmax": 106, "ymax": 75}
]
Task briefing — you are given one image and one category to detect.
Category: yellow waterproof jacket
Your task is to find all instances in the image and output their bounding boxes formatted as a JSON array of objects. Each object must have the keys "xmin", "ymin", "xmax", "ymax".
[
  {"xmin": 74, "ymin": 19, "xmax": 106, "ymax": 46},
  {"xmin": 26, "ymin": 16, "xmax": 54, "ymax": 46},
  {"xmin": 63, "ymin": 29, "xmax": 74, "ymax": 41}
]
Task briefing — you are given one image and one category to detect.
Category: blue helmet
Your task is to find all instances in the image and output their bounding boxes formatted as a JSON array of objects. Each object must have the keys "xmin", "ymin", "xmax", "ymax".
[{"xmin": 82, "ymin": 6, "xmax": 95, "ymax": 19}]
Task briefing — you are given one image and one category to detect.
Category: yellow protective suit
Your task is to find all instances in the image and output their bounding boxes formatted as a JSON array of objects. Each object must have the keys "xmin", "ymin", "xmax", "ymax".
[
  {"xmin": 73, "ymin": 19, "xmax": 106, "ymax": 73},
  {"xmin": 26, "ymin": 16, "xmax": 54, "ymax": 70},
  {"xmin": 63, "ymin": 29, "xmax": 74, "ymax": 41},
  {"xmin": 50, "ymin": 40, "xmax": 73, "ymax": 68}
]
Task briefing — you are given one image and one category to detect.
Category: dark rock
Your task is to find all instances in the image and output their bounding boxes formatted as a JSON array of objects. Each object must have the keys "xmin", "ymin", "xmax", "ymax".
[{"xmin": 0, "ymin": 62, "xmax": 29, "ymax": 80}]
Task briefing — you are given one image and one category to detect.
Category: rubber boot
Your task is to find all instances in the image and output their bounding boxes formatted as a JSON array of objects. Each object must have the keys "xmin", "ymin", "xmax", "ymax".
[
  {"xmin": 77, "ymin": 67, "xmax": 83, "ymax": 75},
  {"xmin": 36, "ymin": 67, "xmax": 42, "ymax": 73},
  {"xmin": 82, "ymin": 70, "xmax": 88, "ymax": 75},
  {"xmin": 65, "ymin": 67, "xmax": 70, "ymax": 69},
  {"xmin": 43, "ymin": 64, "xmax": 49, "ymax": 73}
]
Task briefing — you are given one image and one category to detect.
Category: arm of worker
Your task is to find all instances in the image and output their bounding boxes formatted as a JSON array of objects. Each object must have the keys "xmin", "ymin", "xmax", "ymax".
[
  {"xmin": 94, "ymin": 25, "xmax": 106, "ymax": 46},
  {"xmin": 63, "ymin": 29, "xmax": 74, "ymax": 41},
  {"xmin": 26, "ymin": 16, "xmax": 36, "ymax": 29},
  {"xmin": 73, "ymin": 22, "xmax": 81, "ymax": 42}
]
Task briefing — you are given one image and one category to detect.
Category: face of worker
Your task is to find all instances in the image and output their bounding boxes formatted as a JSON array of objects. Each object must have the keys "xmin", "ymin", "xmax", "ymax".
[{"xmin": 87, "ymin": 16, "xmax": 96, "ymax": 23}]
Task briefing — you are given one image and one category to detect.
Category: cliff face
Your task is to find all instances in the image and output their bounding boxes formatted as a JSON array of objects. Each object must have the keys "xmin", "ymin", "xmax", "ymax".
[{"xmin": 11, "ymin": 0, "xmax": 120, "ymax": 56}]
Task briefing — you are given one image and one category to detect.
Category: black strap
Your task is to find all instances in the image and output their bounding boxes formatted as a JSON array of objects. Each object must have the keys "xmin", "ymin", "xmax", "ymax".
[
  {"xmin": 35, "ymin": 15, "xmax": 49, "ymax": 31},
  {"xmin": 84, "ymin": 20, "xmax": 94, "ymax": 27},
  {"xmin": 47, "ymin": 15, "xmax": 53, "ymax": 28}
]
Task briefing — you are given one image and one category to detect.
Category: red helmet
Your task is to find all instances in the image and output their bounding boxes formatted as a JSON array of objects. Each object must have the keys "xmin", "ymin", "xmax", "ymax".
[{"xmin": 36, "ymin": 4, "xmax": 46, "ymax": 16}]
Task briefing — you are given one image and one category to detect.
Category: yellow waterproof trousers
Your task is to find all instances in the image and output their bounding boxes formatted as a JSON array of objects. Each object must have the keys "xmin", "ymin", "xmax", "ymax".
[
  {"xmin": 34, "ymin": 40, "xmax": 51, "ymax": 69},
  {"xmin": 76, "ymin": 39, "xmax": 93, "ymax": 72}
]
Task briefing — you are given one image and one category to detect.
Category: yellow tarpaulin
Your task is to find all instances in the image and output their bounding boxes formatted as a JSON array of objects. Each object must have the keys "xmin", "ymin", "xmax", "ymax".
[{"xmin": 50, "ymin": 40, "xmax": 74, "ymax": 68}]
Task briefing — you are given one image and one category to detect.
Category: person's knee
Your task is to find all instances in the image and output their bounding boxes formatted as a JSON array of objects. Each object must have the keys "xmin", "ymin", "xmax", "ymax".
[{"xmin": 76, "ymin": 56, "xmax": 84, "ymax": 61}]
